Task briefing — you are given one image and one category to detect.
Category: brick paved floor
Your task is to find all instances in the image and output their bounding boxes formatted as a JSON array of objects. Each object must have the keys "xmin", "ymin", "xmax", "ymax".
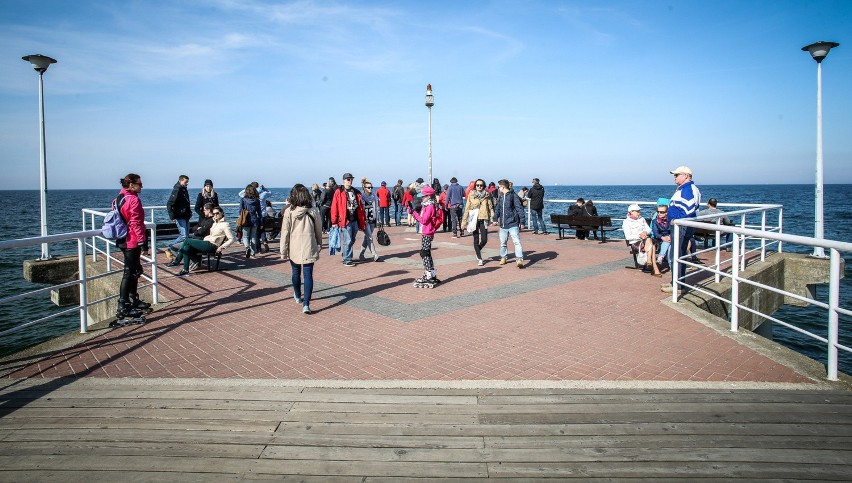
[{"xmin": 6, "ymin": 226, "xmax": 811, "ymax": 383}]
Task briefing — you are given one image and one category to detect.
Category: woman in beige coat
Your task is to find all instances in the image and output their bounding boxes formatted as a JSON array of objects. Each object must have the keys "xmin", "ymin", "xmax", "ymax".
[
  {"xmin": 461, "ymin": 178, "xmax": 495, "ymax": 266},
  {"xmin": 280, "ymin": 184, "xmax": 323, "ymax": 314}
]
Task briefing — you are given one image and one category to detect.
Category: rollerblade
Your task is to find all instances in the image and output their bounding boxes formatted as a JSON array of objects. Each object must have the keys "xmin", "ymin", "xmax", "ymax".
[
  {"xmin": 130, "ymin": 295, "xmax": 153, "ymax": 314},
  {"xmin": 111, "ymin": 303, "xmax": 146, "ymax": 327},
  {"xmin": 413, "ymin": 273, "xmax": 441, "ymax": 289}
]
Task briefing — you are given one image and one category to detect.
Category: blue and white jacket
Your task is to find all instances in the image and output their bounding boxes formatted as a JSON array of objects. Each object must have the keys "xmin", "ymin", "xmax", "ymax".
[{"xmin": 668, "ymin": 181, "xmax": 701, "ymax": 223}]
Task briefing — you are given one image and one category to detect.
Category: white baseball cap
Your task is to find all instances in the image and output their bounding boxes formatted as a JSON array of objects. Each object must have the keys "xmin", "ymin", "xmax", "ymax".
[{"xmin": 670, "ymin": 166, "xmax": 693, "ymax": 175}]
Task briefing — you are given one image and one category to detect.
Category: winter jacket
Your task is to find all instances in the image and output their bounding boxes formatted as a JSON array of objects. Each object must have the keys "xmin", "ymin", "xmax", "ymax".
[
  {"xmin": 240, "ymin": 197, "xmax": 262, "ymax": 227},
  {"xmin": 280, "ymin": 206, "xmax": 322, "ymax": 264},
  {"xmin": 493, "ymin": 190, "xmax": 526, "ymax": 229},
  {"xmin": 331, "ymin": 186, "xmax": 366, "ymax": 230},
  {"xmin": 669, "ymin": 180, "xmax": 701, "ymax": 222},
  {"xmin": 193, "ymin": 216, "xmax": 214, "ymax": 239},
  {"xmin": 376, "ymin": 186, "xmax": 391, "ymax": 208},
  {"xmin": 320, "ymin": 184, "xmax": 336, "ymax": 208},
  {"xmin": 462, "ymin": 190, "xmax": 494, "ymax": 223},
  {"xmin": 167, "ymin": 182, "xmax": 192, "ymax": 220},
  {"xmin": 204, "ymin": 220, "xmax": 235, "ymax": 250},
  {"xmin": 622, "ymin": 215, "xmax": 651, "ymax": 243},
  {"xmin": 194, "ymin": 191, "xmax": 219, "ymax": 220},
  {"xmin": 651, "ymin": 215, "xmax": 671, "ymax": 239},
  {"xmin": 118, "ymin": 188, "xmax": 146, "ymax": 249},
  {"xmin": 445, "ymin": 182, "xmax": 465, "ymax": 207},
  {"xmin": 410, "ymin": 200, "xmax": 441, "ymax": 236},
  {"xmin": 527, "ymin": 184, "xmax": 545, "ymax": 211}
]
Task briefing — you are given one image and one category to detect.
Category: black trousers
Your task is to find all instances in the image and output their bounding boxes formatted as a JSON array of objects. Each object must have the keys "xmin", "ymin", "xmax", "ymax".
[
  {"xmin": 119, "ymin": 246, "xmax": 142, "ymax": 304},
  {"xmin": 472, "ymin": 220, "xmax": 488, "ymax": 259}
]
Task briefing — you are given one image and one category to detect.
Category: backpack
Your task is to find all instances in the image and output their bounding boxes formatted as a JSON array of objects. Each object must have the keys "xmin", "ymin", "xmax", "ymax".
[
  {"xmin": 392, "ymin": 185, "xmax": 403, "ymax": 202},
  {"xmin": 101, "ymin": 194, "xmax": 128, "ymax": 240}
]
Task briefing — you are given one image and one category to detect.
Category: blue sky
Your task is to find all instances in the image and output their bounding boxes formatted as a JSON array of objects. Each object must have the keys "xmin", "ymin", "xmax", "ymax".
[{"xmin": 1, "ymin": 0, "xmax": 850, "ymax": 189}]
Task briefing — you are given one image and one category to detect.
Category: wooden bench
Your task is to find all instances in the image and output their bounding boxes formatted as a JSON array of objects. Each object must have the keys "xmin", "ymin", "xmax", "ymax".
[
  {"xmin": 550, "ymin": 214, "xmax": 616, "ymax": 242},
  {"xmin": 262, "ymin": 216, "xmax": 283, "ymax": 240}
]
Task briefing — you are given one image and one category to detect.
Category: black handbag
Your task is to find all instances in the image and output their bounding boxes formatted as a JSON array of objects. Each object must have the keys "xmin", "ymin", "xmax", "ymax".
[{"xmin": 377, "ymin": 227, "xmax": 390, "ymax": 246}]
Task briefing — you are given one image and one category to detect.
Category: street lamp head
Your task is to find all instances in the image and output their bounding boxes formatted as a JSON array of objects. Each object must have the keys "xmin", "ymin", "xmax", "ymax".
[
  {"xmin": 802, "ymin": 41, "xmax": 839, "ymax": 63},
  {"xmin": 22, "ymin": 54, "xmax": 57, "ymax": 74},
  {"xmin": 425, "ymin": 83, "xmax": 434, "ymax": 107}
]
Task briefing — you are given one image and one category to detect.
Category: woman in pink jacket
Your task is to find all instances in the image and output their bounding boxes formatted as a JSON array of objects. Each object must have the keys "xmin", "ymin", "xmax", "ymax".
[
  {"xmin": 116, "ymin": 173, "xmax": 149, "ymax": 320},
  {"xmin": 408, "ymin": 186, "xmax": 443, "ymax": 286}
]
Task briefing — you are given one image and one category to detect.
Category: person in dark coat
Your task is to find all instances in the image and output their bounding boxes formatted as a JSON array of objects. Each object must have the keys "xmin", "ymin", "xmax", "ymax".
[
  {"xmin": 167, "ymin": 174, "xmax": 192, "ymax": 248},
  {"xmin": 568, "ymin": 197, "xmax": 588, "ymax": 240},
  {"xmin": 194, "ymin": 179, "xmax": 219, "ymax": 221},
  {"xmin": 527, "ymin": 178, "xmax": 547, "ymax": 234}
]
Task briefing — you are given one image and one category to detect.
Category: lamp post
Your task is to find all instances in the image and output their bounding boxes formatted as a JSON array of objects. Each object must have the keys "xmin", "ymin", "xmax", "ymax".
[
  {"xmin": 425, "ymin": 84, "xmax": 434, "ymax": 185},
  {"xmin": 22, "ymin": 54, "xmax": 57, "ymax": 260},
  {"xmin": 801, "ymin": 41, "xmax": 839, "ymax": 258}
]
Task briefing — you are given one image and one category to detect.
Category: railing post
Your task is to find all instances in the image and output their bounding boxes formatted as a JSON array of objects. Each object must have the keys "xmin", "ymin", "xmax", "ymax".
[
  {"xmin": 739, "ymin": 215, "xmax": 746, "ymax": 272},
  {"xmin": 827, "ymin": 248, "xmax": 840, "ymax": 381},
  {"xmin": 730, "ymin": 232, "xmax": 740, "ymax": 332},
  {"xmin": 760, "ymin": 210, "xmax": 767, "ymax": 261},
  {"xmin": 714, "ymin": 220, "xmax": 721, "ymax": 284},
  {"xmin": 672, "ymin": 223, "xmax": 680, "ymax": 303},
  {"xmin": 778, "ymin": 207, "xmax": 784, "ymax": 253},
  {"xmin": 77, "ymin": 238, "xmax": 89, "ymax": 334},
  {"xmin": 149, "ymin": 224, "xmax": 158, "ymax": 303}
]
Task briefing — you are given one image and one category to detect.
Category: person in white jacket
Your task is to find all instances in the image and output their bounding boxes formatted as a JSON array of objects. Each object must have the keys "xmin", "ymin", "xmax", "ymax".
[{"xmin": 622, "ymin": 203, "xmax": 651, "ymax": 263}]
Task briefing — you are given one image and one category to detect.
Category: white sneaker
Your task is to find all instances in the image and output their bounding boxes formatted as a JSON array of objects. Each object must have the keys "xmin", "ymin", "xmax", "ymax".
[{"xmin": 477, "ymin": 259, "xmax": 485, "ymax": 266}]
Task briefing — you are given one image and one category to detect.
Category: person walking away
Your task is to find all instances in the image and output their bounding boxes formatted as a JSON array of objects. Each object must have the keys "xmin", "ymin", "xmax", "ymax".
[
  {"xmin": 320, "ymin": 177, "xmax": 337, "ymax": 233},
  {"xmin": 173, "ymin": 205, "xmax": 235, "ymax": 276},
  {"xmin": 461, "ymin": 179, "xmax": 494, "ymax": 266},
  {"xmin": 392, "ymin": 179, "xmax": 404, "ymax": 226},
  {"xmin": 331, "ymin": 172, "xmax": 366, "ymax": 266},
  {"xmin": 240, "ymin": 184, "xmax": 263, "ymax": 258},
  {"xmin": 376, "ymin": 181, "xmax": 392, "ymax": 227},
  {"xmin": 528, "ymin": 178, "xmax": 546, "ymax": 234},
  {"xmin": 492, "ymin": 179, "xmax": 526, "ymax": 268},
  {"xmin": 280, "ymin": 184, "xmax": 322, "ymax": 314},
  {"xmin": 115, "ymin": 173, "xmax": 150, "ymax": 324},
  {"xmin": 194, "ymin": 179, "xmax": 219, "ymax": 222},
  {"xmin": 408, "ymin": 186, "xmax": 443, "ymax": 287},
  {"xmin": 402, "ymin": 183, "xmax": 417, "ymax": 227},
  {"xmin": 359, "ymin": 178, "xmax": 380, "ymax": 261},
  {"xmin": 445, "ymin": 177, "xmax": 465, "ymax": 238},
  {"xmin": 166, "ymin": 174, "xmax": 192, "ymax": 255},
  {"xmin": 665, "ymin": 166, "xmax": 701, "ymax": 293}
]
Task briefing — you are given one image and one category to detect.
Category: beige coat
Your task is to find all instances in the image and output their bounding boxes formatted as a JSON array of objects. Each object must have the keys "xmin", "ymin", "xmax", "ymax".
[
  {"xmin": 203, "ymin": 220, "xmax": 235, "ymax": 250},
  {"xmin": 280, "ymin": 206, "xmax": 322, "ymax": 264},
  {"xmin": 462, "ymin": 190, "xmax": 494, "ymax": 223}
]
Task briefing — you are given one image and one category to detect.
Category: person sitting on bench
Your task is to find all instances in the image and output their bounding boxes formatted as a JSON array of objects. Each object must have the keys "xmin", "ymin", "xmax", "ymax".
[
  {"xmin": 622, "ymin": 203, "xmax": 652, "ymax": 269},
  {"xmin": 569, "ymin": 197, "xmax": 588, "ymax": 239},
  {"xmin": 647, "ymin": 202, "xmax": 671, "ymax": 277},
  {"xmin": 172, "ymin": 206, "xmax": 235, "ymax": 276}
]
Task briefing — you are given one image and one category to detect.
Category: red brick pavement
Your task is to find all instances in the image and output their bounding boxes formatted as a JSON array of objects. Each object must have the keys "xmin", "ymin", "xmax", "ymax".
[{"xmin": 6, "ymin": 226, "xmax": 811, "ymax": 383}]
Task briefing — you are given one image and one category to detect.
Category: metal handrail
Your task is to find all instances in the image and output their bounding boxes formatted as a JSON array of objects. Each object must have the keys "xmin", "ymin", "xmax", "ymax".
[{"xmin": 671, "ymin": 219, "xmax": 851, "ymax": 380}]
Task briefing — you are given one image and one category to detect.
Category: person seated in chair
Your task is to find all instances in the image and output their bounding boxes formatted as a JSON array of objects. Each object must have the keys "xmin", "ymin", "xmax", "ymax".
[
  {"xmin": 698, "ymin": 197, "xmax": 733, "ymax": 247},
  {"xmin": 622, "ymin": 203, "xmax": 651, "ymax": 269},
  {"xmin": 165, "ymin": 202, "xmax": 215, "ymax": 268},
  {"xmin": 170, "ymin": 206, "xmax": 235, "ymax": 276},
  {"xmin": 647, "ymin": 202, "xmax": 672, "ymax": 277}
]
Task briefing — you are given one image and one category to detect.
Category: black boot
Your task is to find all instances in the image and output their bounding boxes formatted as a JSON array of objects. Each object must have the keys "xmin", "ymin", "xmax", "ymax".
[
  {"xmin": 116, "ymin": 300, "xmax": 144, "ymax": 319},
  {"xmin": 130, "ymin": 294, "xmax": 151, "ymax": 310}
]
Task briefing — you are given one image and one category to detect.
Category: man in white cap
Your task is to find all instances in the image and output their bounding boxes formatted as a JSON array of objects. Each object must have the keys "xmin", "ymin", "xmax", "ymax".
[{"xmin": 664, "ymin": 166, "xmax": 701, "ymax": 293}]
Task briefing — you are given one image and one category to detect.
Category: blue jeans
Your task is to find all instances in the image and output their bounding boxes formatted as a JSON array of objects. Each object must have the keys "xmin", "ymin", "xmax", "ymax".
[
  {"xmin": 393, "ymin": 200, "xmax": 402, "ymax": 226},
  {"xmin": 378, "ymin": 207, "xmax": 390, "ymax": 226},
  {"xmin": 361, "ymin": 223, "xmax": 376, "ymax": 252},
  {"xmin": 531, "ymin": 209, "xmax": 546, "ymax": 233},
  {"xmin": 498, "ymin": 226, "xmax": 524, "ymax": 259},
  {"xmin": 342, "ymin": 220, "xmax": 359, "ymax": 262},
  {"xmin": 242, "ymin": 225, "xmax": 259, "ymax": 255},
  {"xmin": 290, "ymin": 261, "xmax": 314, "ymax": 307},
  {"xmin": 174, "ymin": 218, "xmax": 190, "ymax": 246}
]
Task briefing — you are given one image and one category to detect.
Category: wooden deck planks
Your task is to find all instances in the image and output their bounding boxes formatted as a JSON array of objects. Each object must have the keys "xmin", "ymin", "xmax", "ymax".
[{"xmin": 0, "ymin": 381, "xmax": 851, "ymax": 480}]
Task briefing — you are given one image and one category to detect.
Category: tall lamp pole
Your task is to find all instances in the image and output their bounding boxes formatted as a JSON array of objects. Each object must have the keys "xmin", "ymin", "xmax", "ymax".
[
  {"xmin": 801, "ymin": 41, "xmax": 839, "ymax": 258},
  {"xmin": 22, "ymin": 54, "xmax": 57, "ymax": 260},
  {"xmin": 425, "ymin": 84, "xmax": 434, "ymax": 185}
]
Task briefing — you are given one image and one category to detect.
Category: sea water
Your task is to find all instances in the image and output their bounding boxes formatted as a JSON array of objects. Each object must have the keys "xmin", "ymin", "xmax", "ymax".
[{"xmin": 1, "ymin": 185, "xmax": 850, "ymax": 373}]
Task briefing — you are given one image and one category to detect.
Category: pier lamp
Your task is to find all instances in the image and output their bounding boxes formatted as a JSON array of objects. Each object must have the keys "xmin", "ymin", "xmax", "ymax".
[
  {"xmin": 22, "ymin": 54, "xmax": 57, "ymax": 260},
  {"xmin": 425, "ymin": 84, "xmax": 434, "ymax": 185},
  {"xmin": 801, "ymin": 41, "xmax": 839, "ymax": 258}
]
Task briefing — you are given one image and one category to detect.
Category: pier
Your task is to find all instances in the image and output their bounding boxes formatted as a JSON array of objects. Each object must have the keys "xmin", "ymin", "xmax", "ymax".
[{"xmin": 2, "ymin": 226, "xmax": 851, "ymax": 480}]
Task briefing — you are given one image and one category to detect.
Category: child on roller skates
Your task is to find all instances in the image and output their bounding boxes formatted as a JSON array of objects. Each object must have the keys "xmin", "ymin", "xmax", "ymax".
[{"xmin": 408, "ymin": 185, "xmax": 444, "ymax": 288}]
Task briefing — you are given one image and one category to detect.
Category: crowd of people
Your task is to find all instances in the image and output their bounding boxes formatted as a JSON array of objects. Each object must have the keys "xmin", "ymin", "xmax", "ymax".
[{"xmin": 112, "ymin": 165, "xmax": 725, "ymax": 318}]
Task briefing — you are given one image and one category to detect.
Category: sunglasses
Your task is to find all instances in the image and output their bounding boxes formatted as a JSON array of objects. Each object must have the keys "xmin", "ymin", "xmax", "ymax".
[
  {"xmin": 657, "ymin": 210, "xmax": 667, "ymax": 214},
  {"xmin": 364, "ymin": 186, "xmax": 372, "ymax": 189},
  {"xmin": 213, "ymin": 211, "xmax": 223, "ymax": 215},
  {"xmin": 475, "ymin": 184, "xmax": 485, "ymax": 188}
]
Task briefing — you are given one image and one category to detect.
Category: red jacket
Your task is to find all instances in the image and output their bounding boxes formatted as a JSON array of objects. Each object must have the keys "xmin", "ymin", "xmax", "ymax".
[
  {"xmin": 331, "ymin": 186, "xmax": 366, "ymax": 230},
  {"xmin": 376, "ymin": 186, "xmax": 391, "ymax": 208},
  {"xmin": 118, "ymin": 188, "xmax": 146, "ymax": 249}
]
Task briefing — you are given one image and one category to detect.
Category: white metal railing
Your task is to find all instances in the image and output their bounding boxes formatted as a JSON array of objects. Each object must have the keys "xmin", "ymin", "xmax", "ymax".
[
  {"xmin": 0, "ymin": 228, "xmax": 158, "ymax": 338},
  {"xmin": 671, "ymin": 219, "xmax": 851, "ymax": 380}
]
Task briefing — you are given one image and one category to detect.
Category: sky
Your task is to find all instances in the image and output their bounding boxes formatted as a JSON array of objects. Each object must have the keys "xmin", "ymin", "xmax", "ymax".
[{"xmin": 0, "ymin": 0, "xmax": 850, "ymax": 190}]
